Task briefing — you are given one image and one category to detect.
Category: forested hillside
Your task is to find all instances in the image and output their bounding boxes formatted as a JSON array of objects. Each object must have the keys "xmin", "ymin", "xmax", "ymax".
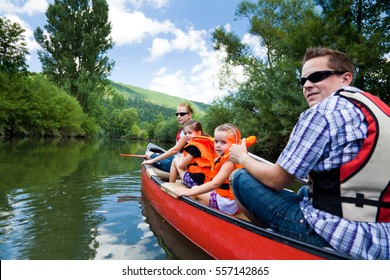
[{"xmin": 111, "ymin": 82, "xmax": 209, "ymax": 122}]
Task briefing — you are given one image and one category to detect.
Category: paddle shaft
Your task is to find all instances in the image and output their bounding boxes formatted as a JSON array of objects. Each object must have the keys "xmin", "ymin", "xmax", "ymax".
[{"xmin": 119, "ymin": 154, "xmax": 145, "ymax": 158}]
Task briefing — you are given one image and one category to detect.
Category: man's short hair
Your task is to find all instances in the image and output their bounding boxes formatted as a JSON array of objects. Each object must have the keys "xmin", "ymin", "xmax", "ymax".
[{"xmin": 303, "ymin": 47, "xmax": 355, "ymax": 78}]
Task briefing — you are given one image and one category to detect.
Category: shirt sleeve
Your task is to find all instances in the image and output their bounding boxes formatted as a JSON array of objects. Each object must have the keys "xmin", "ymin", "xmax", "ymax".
[{"xmin": 277, "ymin": 110, "xmax": 330, "ymax": 179}]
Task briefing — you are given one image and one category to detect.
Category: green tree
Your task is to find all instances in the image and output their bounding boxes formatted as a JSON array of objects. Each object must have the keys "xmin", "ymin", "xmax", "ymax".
[
  {"xmin": 155, "ymin": 118, "xmax": 180, "ymax": 143},
  {"xmin": 314, "ymin": 0, "xmax": 390, "ymax": 103},
  {"xmin": 34, "ymin": 0, "xmax": 115, "ymax": 114},
  {"xmin": 203, "ymin": 97, "xmax": 235, "ymax": 134},
  {"xmin": 0, "ymin": 17, "xmax": 29, "ymax": 73},
  {"xmin": 210, "ymin": 0, "xmax": 389, "ymax": 156},
  {"xmin": 108, "ymin": 108, "xmax": 140, "ymax": 138},
  {"xmin": 211, "ymin": 0, "xmax": 316, "ymax": 155},
  {"xmin": 0, "ymin": 73, "xmax": 96, "ymax": 137}
]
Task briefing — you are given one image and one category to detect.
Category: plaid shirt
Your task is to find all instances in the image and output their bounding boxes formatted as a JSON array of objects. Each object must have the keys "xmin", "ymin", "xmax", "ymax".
[{"xmin": 278, "ymin": 90, "xmax": 390, "ymax": 259}]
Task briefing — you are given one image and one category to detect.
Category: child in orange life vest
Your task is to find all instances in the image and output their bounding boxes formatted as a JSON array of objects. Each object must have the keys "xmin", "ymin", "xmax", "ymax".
[
  {"xmin": 175, "ymin": 123, "xmax": 247, "ymax": 215},
  {"xmin": 169, "ymin": 120, "xmax": 216, "ymax": 188}
]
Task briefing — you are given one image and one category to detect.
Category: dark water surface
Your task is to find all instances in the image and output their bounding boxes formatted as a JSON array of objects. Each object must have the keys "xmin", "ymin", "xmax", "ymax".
[{"xmin": 0, "ymin": 138, "xmax": 211, "ymax": 260}]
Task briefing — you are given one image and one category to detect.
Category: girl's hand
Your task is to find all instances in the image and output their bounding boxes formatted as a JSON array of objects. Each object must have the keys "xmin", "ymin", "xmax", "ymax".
[
  {"xmin": 175, "ymin": 187, "xmax": 192, "ymax": 197},
  {"xmin": 142, "ymin": 159, "xmax": 154, "ymax": 166}
]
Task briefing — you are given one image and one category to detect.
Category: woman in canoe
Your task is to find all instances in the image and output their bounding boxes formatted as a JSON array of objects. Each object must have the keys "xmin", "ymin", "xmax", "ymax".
[{"xmin": 142, "ymin": 102, "xmax": 193, "ymax": 172}]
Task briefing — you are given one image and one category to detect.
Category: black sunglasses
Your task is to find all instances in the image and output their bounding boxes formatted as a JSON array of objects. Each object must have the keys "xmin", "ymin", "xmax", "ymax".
[
  {"xmin": 300, "ymin": 70, "xmax": 346, "ymax": 86},
  {"xmin": 176, "ymin": 112, "xmax": 190, "ymax": 117}
]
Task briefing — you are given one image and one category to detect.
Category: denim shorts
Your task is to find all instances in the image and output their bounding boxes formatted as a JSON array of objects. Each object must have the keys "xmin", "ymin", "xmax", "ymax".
[
  {"xmin": 232, "ymin": 169, "xmax": 328, "ymax": 247},
  {"xmin": 149, "ymin": 153, "xmax": 174, "ymax": 172}
]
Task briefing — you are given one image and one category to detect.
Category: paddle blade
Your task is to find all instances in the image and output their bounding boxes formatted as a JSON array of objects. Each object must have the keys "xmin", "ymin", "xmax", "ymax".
[
  {"xmin": 245, "ymin": 136, "xmax": 257, "ymax": 148},
  {"xmin": 119, "ymin": 154, "xmax": 145, "ymax": 158}
]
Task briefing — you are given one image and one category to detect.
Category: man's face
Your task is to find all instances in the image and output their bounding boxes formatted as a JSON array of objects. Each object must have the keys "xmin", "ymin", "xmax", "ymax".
[{"xmin": 301, "ymin": 56, "xmax": 350, "ymax": 107}]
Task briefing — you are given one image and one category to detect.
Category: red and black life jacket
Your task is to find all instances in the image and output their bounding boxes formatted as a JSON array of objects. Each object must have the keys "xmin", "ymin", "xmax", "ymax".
[{"xmin": 309, "ymin": 87, "xmax": 390, "ymax": 222}]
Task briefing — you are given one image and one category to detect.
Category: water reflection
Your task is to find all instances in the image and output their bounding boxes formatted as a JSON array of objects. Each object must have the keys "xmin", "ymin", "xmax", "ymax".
[
  {"xmin": 0, "ymin": 138, "xmax": 148, "ymax": 259},
  {"xmin": 0, "ymin": 138, "xmax": 213, "ymax": 260},
  {"xmin": 140, "ymin": 195, "xmax": 212, "ymax": 260}
]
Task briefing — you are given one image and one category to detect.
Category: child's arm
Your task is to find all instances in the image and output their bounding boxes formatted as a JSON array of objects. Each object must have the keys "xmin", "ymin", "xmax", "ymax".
[
  {"xmin": 142, "ymin": 136, "xmax": 187, "ymax": 165},
  {"xmin": 178, "ymin": 153, "xmax": 194, "ymax": 170},
  {"xmin": 175, "ymin": 161, "xmax": 235, "ymax": 197},
  {"xmin": 170, "ymin": 154, "xmax": 195, "ymax": 182}
]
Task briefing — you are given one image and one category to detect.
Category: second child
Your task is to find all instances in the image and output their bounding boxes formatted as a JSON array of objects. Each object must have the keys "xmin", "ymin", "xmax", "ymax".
[{"xmin": 169, "ymin": 120, "xmax": 216, "ymax": 188}]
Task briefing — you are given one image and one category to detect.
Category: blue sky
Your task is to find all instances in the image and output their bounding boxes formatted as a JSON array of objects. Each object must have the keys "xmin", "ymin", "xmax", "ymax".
[{"xmin": 1, "ymin": 0, "xmax": 265, "ymax": 103}]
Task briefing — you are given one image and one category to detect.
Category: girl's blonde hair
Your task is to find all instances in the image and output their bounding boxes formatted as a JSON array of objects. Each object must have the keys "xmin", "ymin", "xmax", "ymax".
[{"xmin": 215, "ymin": 123, "xmax": 241, "ymax": 144}]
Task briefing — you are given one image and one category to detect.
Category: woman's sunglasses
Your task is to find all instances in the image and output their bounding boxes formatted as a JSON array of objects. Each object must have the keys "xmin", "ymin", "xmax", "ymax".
[
  {"xmin": 176, "ymin": 112, "xmax": 190, "ymax": 117},
  {"xmin": 300, "ymin": 70, "xmax": 346, "ymax": 86}
]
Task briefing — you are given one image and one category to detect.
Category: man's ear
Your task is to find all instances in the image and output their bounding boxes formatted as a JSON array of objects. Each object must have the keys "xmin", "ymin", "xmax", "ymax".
[{"xmin": 342, "ymin": 72, "xmax": 354, "ymax": 86}]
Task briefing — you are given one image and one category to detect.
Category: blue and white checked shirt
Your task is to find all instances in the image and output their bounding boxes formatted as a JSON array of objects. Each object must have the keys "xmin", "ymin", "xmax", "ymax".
[{"xmin": 277, "ymin": 89, "xmax": 390, "ymax": 259}]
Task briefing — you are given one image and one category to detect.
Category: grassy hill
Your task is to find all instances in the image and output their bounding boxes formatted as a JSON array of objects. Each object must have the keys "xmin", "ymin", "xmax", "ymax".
[{"xmin": 111, "ymin": 82, "xmax": 209, "ymax": 116}]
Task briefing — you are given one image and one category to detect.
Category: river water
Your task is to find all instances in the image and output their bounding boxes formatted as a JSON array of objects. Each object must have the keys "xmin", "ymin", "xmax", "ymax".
[{"xmin": 0, "ymin": 138, "xmax": 211, "ymax": 260}]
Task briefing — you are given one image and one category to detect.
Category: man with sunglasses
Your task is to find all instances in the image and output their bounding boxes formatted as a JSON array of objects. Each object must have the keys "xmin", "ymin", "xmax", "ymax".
[{"xmin": 229, "ymin": 47, "xmax": 390, "ymax": 259}]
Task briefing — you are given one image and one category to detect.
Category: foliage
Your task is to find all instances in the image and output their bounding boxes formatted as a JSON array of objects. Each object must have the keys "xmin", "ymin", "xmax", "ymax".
[
  {"xmin": 209, "ymin": 0, "xmax": 389, "ymax": 156},
  {"xmin": 154, "ymin": 118, "xmax": 181, "ymax": 143},
  {"xmin": 314, "ymin": 0, "xmax": 390, "ymax": 103},
  {"xmin": 34, "ymin": 0, "xmax": 115, "ymax": 115},
  {"xmin": 203, "ymin": 97, "xmax": 236, "ymax": 135},
  {"xmin": 0, "ymin": 72, "xmax": 97, "ymax": 137},
  {"xmin": 0, "ymin": 17, "xmax": 29, "ymax": 74},
  {"xmin": 0, "ymin": 69, "xmax": 207, "ymax": 139},
  {"xmin": 107, "ymin": 108, "xmax": 139, "ymax": 139}
]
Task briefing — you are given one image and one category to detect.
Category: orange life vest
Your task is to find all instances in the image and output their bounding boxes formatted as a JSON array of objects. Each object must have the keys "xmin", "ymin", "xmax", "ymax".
[
  {"xmin": 183, "ymin": 136, "xmax": 217, "ymax": 183},
  {"xmin": 211, "ymin": 136, "xmax": 257, "ymax": 200},
  {"xmin": 210, "ymin": 154, "xmax": 240, "ymax": 200}
]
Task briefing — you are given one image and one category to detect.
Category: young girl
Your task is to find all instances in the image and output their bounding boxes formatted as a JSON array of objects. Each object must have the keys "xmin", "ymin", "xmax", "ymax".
[
  {"xmin": 175, "ymin": 123, "xmax": 244, "ymax": 215},
  {"xmin": 169, "ymin": 120, "xmax": 216, "ymax": 188}
]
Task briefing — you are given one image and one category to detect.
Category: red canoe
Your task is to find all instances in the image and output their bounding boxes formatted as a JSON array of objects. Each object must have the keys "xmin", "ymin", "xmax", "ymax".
[{"xmin": 141, "ymin": 143, "xmax": 351, "ymax": 260}]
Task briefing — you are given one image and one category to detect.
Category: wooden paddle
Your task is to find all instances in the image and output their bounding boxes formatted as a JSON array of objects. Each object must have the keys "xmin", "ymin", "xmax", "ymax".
[{"xmin": 119, "ymin": 154, "xmax": 145, "ymax": 158}]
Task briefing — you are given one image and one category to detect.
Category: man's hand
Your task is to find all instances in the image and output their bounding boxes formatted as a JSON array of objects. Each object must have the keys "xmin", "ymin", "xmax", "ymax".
[{"xmin": 229, "ymin": 139, "xmax": 249, "ymax": 165}]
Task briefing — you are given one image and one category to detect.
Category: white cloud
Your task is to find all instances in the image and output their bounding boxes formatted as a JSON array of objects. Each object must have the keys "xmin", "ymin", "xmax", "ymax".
[
  {"xmin": 148, "ymin": 26, "xmax": 207, "ymax": 60},
  {"xmin": 109, "ymin": 8, "xmax": 174, "ymax": 46},
  {"xmin": 147, "ymin": 0, "xmax": 169, "ymax": 9},
  {"xmin": 242, "ymin": 33, "xmax": 267, "ymax": 60},
  {"xmin": 148, "ymin": 37, "xmax": 172, "ymax": 59},
  {"xmin": 149, "ymin": 68, "xmax": 187, "ymax": 98},
  {"xmin": 0, "ymin": 0, "xmax": 47, "ymax": 15},
  {"xmin": 20, "ymin": 0, "xmax": 48, "ymax": 15},
  {"xmin": 149, "ymin": 48, "xmax": 242, "ymax": 104},
  {"xmin": 126, "ymin": 0, "xmax": 169, "ymax": 9}
]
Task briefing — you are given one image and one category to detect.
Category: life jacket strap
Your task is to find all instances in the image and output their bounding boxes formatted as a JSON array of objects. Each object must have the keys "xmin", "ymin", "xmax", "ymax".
[{"xmin": 309, "ymin": 192, "xmax": 390, "ymax": 208}]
